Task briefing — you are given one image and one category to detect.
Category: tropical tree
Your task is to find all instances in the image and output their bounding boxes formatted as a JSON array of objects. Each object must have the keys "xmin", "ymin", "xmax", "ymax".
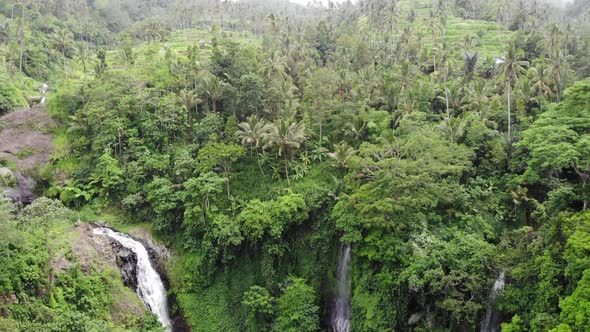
[
  {"xmin": 178, "ymin": 89, "xmax": 202, "ymax": 132},
  {"xmin": 518, "ymin": 80, "xmax": 590, "ymax": 210},
  {"xmin": 263, "ymin": 116, "xmax": 307, "ymax": 186},
  {"xmin": 237, "ymin": 115, "xmax": 269, "ymax": 174},
  {"xmin": 237, "ymin": 115, "xmax": 267, "ymax": 149},
  {"xmin": 328, "ymin": 142, "xmax": 356, "ymax": 170},
  {"xmin": 52, "ymin": 30, "xmax": 75, "ymax": 71},
  {"xmin": 201, "ymin": 73, "xmax": 224, "ymax": 113},
  {"xmin": 529, "ymin": 61, "xmax": 554, "ymax": 110},
  {"xmin": 547, "ymin": 49, "xmax": 570, "ymax": 102},
  {"xmin": 497, "ymin": 41, "xmax": 528, "ymax": 140}
]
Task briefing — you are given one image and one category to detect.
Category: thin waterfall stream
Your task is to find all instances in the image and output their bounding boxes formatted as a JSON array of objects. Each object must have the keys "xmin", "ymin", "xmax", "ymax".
[
  {"xmin": 481, "ymin": 271, "xmax": 506, "ymax": 332},
  {"xmin": 93, "ymin": 227, "xmax": 172, "ymax": 331},
  {"xmin": 331, "ymin": 244, "xmax": 351, "ymax": 332}
]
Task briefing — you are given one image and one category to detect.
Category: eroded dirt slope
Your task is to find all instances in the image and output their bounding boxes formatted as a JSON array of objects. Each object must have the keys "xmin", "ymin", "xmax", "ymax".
[{"xmin": 0, "ymin": 104, "xmax": 55, "ymax": 170}]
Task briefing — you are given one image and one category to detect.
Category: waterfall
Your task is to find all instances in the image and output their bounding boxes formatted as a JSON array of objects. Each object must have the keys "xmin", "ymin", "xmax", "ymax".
[
  {"xmin": 481, "ymin": 271, "xmax": 506, "ymax": 332},
  {"xmin": 93, "ymin": 227, "xmax": 172, "ymax": 331},
  {"xmin": 331, "ymin": 244, "xmax": 351, "ymax": 332}
]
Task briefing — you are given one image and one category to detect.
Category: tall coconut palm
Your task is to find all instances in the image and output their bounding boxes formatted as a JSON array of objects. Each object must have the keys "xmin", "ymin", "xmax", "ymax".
[
  {"xmin": 52, "ymin": 30, "xmax": 74, "ymax": 72},
  {"xmin": 178, "ymin": 89, "xmax": 202, "ymax": 132},
  {"xmin": 547, "ymin": 49, "xmax": 569, "ymax": 102},
  {"xmin": 426, "ymin": 10, "xmax": 442, "ymax": 71},
  {"xmin": 383, "ymin": 1, "xmax": 400, "ymax": 61},
  {"xmin": 529, "ymin": 62, "xmax": 553, "ymax": 110},
  {"xmin": 543, "ymin": 24, "xmax": 562, "ymax": 57},
  {"xmin": 237, "ymin": 115, "xmax": 268, "ymax": 174},
  {"xmin": 515, "ymin": 77, "xmax": 536, "ymax": 119},
  {"xmin": 263, "ymin": 117, "xmax": 306, "ymax": 186},
  {"xmin": 497, "ymin": 41, "xmax": 528, "ymax": 140},
  {"xmin": 437, "ymin": 83, "xmax": 462, "ymax": 142},
  {"xmin": 201, "ymin": 74, "xmax": 224, "ymax": 113},
  {"xmin": 261, "ymin": 51, "xmax": 288, "ymax": 81},
  {"xmin": 462, "ymin": 79, "xmax": 493, "ymax": 118}
]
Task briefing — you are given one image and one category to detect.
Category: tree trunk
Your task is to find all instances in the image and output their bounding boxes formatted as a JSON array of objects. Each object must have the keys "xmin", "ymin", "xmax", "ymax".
[
  {"xmin": 507, "ymin": 81, "xmax": 511, "ymax": 141},
  {"xmin": 224, "ymin": 165, "xmax": 231, "ymax": 198},
  {"xmin": 256, "ymin": 150, "xmax": 265, "ymax": 176},
  {"xmin": 433, "ymin": 54, "xmax": 437, "ymax": 73},
  {"xmin": 444, "ymin": 86, "xmax": 452, "ymax": 142},
  {"xmin": 284, "ymin": 152, "xmax": 290, "ymax": 186},
  {"xmin": 19, "ymin": 30, "xmax": 24, "ymax": 72},
  {"xmin": 572, "ymin": 163, "xmax": 589, "ymax": 210},
  {"xmin": 319, "ymin": 117, "xmax": 323, "ymax": 161},
  {"xmin": 584, "ymin": 180, "xmax": 588, "ymax": 211}
]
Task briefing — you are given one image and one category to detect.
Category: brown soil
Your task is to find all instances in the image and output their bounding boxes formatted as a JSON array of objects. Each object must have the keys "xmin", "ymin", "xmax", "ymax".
[{"xmin": 0, "ymin": 104, "xmax": 55, "ymax": 170}]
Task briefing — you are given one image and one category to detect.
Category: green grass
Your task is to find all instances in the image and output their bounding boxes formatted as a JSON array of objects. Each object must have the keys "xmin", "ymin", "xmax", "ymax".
[
  {"xmin": 396, "ymin": 0, "xmax": 512, "ymax": 59},
  {"xmin": 15, "ymin": 148, "xmax": 34, "ymax": 159},
  {"xmin": 0, "ymin": 157, "xmax": 18, "ymax": 171}
]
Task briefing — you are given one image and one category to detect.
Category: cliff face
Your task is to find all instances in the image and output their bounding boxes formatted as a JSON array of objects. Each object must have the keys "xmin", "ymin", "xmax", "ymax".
[{"xmin": 0, "ymin": 104, "xmax": 55, "ymax": 205}]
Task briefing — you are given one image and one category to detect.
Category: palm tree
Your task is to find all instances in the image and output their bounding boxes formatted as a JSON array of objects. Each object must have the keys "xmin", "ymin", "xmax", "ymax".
[
  {"xmin": 263, "ymin": 117, "xmax": 306, "ymax": 186},
  {"xmin": 237, "ymin": 115, "xmax": 267, "ymax": 148},
  {"xmin": 490, "ymin": 0, "xmax": 512, "ymax": 25},
  {"xmin": 439, "ymin": 115, "xmax": 467, "ymax": 143},
  {"xmin": 237, "ymin": 115, "xmax": 268, "ymax": 175},
  {"xmin": 543, "ymin": 24, "xmax": 562, "ymax": 57},
  {"xmin": 328, "ymin": 142, "xmax": 356, "ymax": 170},
  {"xmin": 462, "ymin": 33, "xmax": 479, "ymax": 82},
  {"xmin": 497, "ymin": 41, "xmax": 528, "ymax": 140},
  {"xmin": 345, "ymin": 115, "xmax": 368, "ymax": 142},
  {"xmin": 437, "ymin": 83, "xmax": 462, "ymax": 142},
  {"xmin": 178, "ymin": 89, "xmax": 202, "ymax": 132},
  {"xmin": 547, "ymin": 49, "xmax": 569, "ymax": 102},
  {"xmin": 426, "ymin": 10, "xmax": 442, "ymax": 71},
  {"xmin": 144, "ymin": 19, "xmax": 162, "ymax": 43},
  {"xmin": 201, "ymin": 74, "xmax": 224, "ymax": 113},
  {"xmin": 515, "ymin": 77, "xmax": 536, "ymax": 119},
  {"xmin": 261, "ymin": 51, "xmax": 288, "ymax": 81},
  {"xmin": 462, "ymin": 79, "xmax": 495, "ymax": 126},
  {"xmin": 529, "ymin": 62, "xmax": 553, "ymax": 110},
  {"xmin": 383, "ymin": 1, "xmax": 400, "ymax": 61},
  {"xmin": 52, "ymin": 30, "xmax": 74, "ymax": 72}
]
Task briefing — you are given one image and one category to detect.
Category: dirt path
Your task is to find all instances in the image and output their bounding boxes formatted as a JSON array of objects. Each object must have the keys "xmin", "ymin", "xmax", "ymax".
[{"xmin": 0, "ymin": 104, "xmax": 55, "ymax": 170}]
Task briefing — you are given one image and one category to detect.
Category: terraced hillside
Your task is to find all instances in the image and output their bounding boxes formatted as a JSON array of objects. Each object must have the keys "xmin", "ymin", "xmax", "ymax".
[{"xmin": 107, "ymin": 29, "xmax": 260, "ymax": 70}]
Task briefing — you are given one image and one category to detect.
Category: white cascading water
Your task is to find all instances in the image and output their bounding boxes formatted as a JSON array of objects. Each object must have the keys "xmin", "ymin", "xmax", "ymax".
[
  {"xmin": 331, "ymin": 244, "xmax": 351, "ymax": 332},
  {"xmin": 481, "ymin": 271, "xmax": 506, "ymax": 332},
  {"xmin": 93, "ymin": 227, "xmax": 172, "ymax": 331}
]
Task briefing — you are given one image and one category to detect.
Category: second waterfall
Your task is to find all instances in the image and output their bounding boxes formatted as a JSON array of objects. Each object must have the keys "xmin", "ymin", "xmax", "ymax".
[{"xmin": 331, "ymin": 244, "xmax": 351, "ymax": 332}]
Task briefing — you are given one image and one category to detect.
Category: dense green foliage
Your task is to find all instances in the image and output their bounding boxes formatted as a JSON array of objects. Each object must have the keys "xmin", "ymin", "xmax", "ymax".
[
  {"xmin": 0, "ymin": 196, "xmax": 163, "ymax": 330},
  {"xmin": 2, "ymin": 0, "xmax": 590, "ymax": 331}
]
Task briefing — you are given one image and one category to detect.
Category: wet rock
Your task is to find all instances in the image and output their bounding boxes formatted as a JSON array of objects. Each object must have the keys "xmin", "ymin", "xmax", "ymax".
[
  {"xmin": 27, "ymin": 96, "xmax": 43, "ymax": 105},
  {"xmin": 96, "ymin": 221, "xmax": 108, "ymax": 228},
  {"xmin": 113, "ymin": 243, "xmax": 139, "ymax": 291},
  {"xmin": 2, "ymin": 171, "xmax": 35, "ymax": 204}
]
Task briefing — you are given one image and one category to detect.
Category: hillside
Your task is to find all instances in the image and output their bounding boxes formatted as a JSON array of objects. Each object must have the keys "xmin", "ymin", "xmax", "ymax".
[{"xmin": 2, "ymin": 0, "xmax": 590, "ymax": 331}]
